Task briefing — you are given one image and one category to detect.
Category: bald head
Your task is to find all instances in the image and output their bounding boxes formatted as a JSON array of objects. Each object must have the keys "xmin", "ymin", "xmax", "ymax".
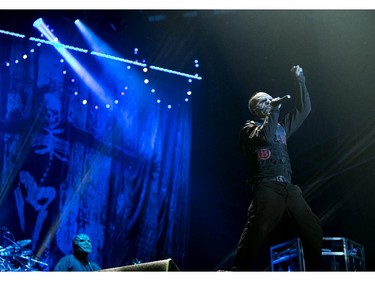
[
  {"xmin": 72, "ymin": 233, "xmax": 92, "ymax": 255},
  {"xmin": 248, "ymin": 92, "xmax": 273, "ymax": 118}
]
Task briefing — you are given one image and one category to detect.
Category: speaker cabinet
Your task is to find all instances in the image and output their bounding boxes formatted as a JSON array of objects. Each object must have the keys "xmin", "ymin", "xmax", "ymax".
[{"xmin": 100, "ymin": 258, "xmax": 180, "ymax": 272}]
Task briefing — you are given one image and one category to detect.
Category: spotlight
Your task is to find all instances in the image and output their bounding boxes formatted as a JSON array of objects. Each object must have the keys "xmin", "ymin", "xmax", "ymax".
[
  {"xmin": 33, "ymin": 18, "xmax": 44, "ymax": 28},
  {"xmin": 74, "ymin": 19, "xmax": 80, "ymax": 24}
]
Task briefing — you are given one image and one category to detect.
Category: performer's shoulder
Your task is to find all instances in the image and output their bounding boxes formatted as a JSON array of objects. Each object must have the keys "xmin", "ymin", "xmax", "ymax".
[
  {"xmin": 240, "ymin": 120, "xmax": 257, "ymax": 135},
  {"xmin": 242, "ymin": 120, "xmax": 257, "ymax": 129}
]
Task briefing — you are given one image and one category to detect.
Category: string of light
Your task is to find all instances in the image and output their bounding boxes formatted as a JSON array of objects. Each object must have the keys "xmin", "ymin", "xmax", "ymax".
[
  {"xmin": 1, "ymin": 29, "xmax": 197, "ymax": 110},
  {"xmin": 0, "ymin": 28, "xmax": 202, "ymax": 80}
]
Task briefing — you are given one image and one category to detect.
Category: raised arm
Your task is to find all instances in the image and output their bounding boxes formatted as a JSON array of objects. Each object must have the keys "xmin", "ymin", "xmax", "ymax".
[{"xmin": 282, "ymin": 65, "xmax": 312, "ymax": 139}]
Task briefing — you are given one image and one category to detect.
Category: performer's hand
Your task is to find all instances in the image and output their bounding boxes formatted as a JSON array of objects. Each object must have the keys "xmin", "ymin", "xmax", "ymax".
[{"xmin": 291, "ymin": 65, "xmax": 303, "ymax": 78}]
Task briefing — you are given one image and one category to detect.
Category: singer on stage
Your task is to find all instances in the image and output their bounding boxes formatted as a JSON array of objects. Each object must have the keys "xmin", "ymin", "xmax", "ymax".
[{"xmin": 231, "ymin": 65, "xmax": 323, "ymax": 271}]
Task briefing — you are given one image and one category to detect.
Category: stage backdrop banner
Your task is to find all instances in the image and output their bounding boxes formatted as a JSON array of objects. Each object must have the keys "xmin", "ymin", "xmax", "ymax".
[{"xmin": 0, "ymin": 36, "xmax": 191, "ymax": 270}]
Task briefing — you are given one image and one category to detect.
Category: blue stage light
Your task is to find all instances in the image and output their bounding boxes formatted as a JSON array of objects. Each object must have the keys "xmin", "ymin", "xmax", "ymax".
[
  {"xmin": 33, "ymin": 20, "xmax": 110, "ymax": 106},
  {"xmin": 149, "ymin": 65, "xmax": 202, "ymax": 80},
  {"xmin": 1, "ymin": 24, "xmax": 203, "ymax": 94},
  {"xmin": 0, "ymin": 29, "xmax": 25, "ymax": 38},
  {"xmin": 29, "ymin": 37, "xmax": 89, "ymax": 53},
  {"xmin": 90, "ymin": 51, "xmax": 147, "ymax": 67},
  {"xmin": 33, "ymin": 18, "xmax": 43, "ymax": 28}
]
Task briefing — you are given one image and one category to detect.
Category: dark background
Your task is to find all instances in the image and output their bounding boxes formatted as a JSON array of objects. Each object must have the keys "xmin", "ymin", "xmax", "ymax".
[{"xmin": 1, "ymin": 9, "xmax": 375, "ymax": 271}]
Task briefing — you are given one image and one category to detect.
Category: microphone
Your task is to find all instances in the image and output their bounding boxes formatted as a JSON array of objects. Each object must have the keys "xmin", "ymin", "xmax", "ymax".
[{"xmin": 271, "ymin": 95, "xmax": 291, "ymax": 106}]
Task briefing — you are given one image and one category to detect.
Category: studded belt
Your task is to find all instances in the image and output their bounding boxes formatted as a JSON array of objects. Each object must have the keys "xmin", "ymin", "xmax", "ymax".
[{"xmin": 261, "ymin": 176, "xmax": 291, "ymax": 184}]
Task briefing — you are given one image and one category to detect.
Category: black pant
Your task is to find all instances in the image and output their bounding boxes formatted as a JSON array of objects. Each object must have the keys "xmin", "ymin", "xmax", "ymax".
[{"xmin": 232, "ymin": 180, "xmax": 323, "ymax": 271}]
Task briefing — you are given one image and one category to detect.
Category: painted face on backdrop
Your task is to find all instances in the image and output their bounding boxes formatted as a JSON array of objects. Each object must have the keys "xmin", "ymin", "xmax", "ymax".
[
  {"xmin": 248, "ymin": 92, "xmax": 273, "ymax": 119},
  {"xmin": 40, "ymin": 93, "xmax": 62, "ymax": 129},
  {"xmin": 73, "ymin": 234, "xmax": 92, "ymax": 255}
]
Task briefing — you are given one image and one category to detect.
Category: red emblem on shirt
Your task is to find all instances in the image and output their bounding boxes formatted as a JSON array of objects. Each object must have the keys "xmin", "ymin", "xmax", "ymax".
[{"xmin": 258, "ymin": 148, "xmax": 271, "ymax": 160}]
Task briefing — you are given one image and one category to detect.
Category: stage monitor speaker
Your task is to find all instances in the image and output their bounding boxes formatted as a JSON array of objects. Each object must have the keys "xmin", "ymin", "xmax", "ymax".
[{"xmin": 100, "ymin": 258, "xmax": 180, "ymax": 272}]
